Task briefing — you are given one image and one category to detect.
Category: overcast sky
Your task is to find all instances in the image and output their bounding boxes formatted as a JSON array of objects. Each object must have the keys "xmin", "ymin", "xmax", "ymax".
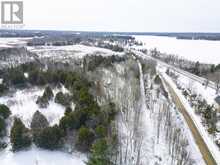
[{"xmin": 22, "ymin": 0, "xmax": 220, "ymax": 32}]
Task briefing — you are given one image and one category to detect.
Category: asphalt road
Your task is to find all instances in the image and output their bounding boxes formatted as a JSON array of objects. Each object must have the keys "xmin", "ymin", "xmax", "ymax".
[{"xmin": 161, "ymin": 76, "xmax": 217, "ymax": 165}]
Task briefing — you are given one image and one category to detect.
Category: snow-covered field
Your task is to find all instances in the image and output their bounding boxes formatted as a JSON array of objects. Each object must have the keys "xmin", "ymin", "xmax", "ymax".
[
  {"xmin": 134, "ymin": 35, "xmax": 220, "ymax": 64},
  {"xmin": 0, "ymin": 38, "xmax": 32, "ymax": 48},
  {"xmin": 28, "ymin": 44, "xmax": 124, "ymax": 59}
]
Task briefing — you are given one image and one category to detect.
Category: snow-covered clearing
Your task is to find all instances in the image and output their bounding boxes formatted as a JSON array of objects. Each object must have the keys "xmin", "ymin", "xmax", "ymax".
[
  {"xmin": 0, "ymin": 146, "xmax": 86, "ymax": 165},
  {"xmin": 0, "ymin": 87, "xmax": 66, "ymax": 127},
  {"xmin": 160, "ymin": 70, "xmax": 220, "ymax": 164},
  {"xmin": 134, "ymin": 35, "xmax": 220, "ymax": 64},
  {"xmin": 28, "ymin": 44, "xmax": 124, "ymax": 59}
]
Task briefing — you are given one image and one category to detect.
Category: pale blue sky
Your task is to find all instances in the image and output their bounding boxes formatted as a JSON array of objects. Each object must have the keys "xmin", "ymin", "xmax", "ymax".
[{"xmin": 23, "ymin": 0, "xmax": 220, "ymax": 32}]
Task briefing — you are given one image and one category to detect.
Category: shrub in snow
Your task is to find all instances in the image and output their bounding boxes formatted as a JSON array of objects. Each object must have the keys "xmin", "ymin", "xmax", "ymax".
[
  {"xmin": 10, "ymin": 118, "xmax": 31, "ymax": 151},
  {"xmin": 31, "ymin": 111, "xmax": 49, "ymax": 130},
  {"xmin": 0, "ymin": 141, "xmax": 7, "ymax": 150},
  {"xmin": 87, "ymin": 138, "xmax": 112, "ymax": 165},
  {"xmin": 0, "ymin": 84, "xmax": 8, "ymax": 95},
  {"xmin": 154, "ymin": 75, "xmax": 162, "ymax": 84},
  {"xmin": 36, "ymin": 96, "xmax": 49, "ymax": 108},
  {"xmin": 36, "ymin": 86, "xmax": 54, "ymax": 108},
  {"xmin": 55, "ymin": 91, "xmax": 71, "ymax": 106},
  {"xmin": 0, "ymin": 105, "xmax": 10, "ymax": 140},
  {"xmin": 215, "ymin": 139, "xmax": 220, "ymax": 148},
  {"xmin": 43, "ymin": 86, "xmax": 54, "ymax": 100},
  {"xmin": 59, "ymin": 110, "xmax": 82, "ymax": 132},
  {"xmin": 64, "ymin": 106, "xmax": 72, "ymax": 115},
  {"xmin": 33, "ymin": 125, "xmax": 64, "ymax": 150},
  {"xmin": 0, "ymin": 118, "xmax": 6, "ymax": 137},
  {"xmin": 0, "ymin": 104, "xmax": 11, "ymax": 119}
]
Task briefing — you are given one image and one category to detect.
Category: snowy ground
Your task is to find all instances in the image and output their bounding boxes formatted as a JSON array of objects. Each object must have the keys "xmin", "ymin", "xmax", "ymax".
[
  {"xmin": 0, "ymin": 87, "xmax": 66, "ymax": 128},
  {"xmin": 158, "ymin": 65, "xmax": 218, "ymax": 105},
  {"xmin": 0, "ymin": 146, "xmax": 86, "ymax": 165},
  {"xmin": 0, "ymin": 38, "xmax": 32, "ymax": 48},
  {"xmin": 176, "ymin": 70, "xmax": 217, "ymax": 105},
  {"xmin": 28, "ymin": 44, "xmax": 124, "ymax": 59},
  {"xmin": 139, "ymin": 69, "xmax": 204, "ymax": 164},
  {"xmin": 133, "ymin": 35, "xmax": 220, "ymax": 64},
  {"xmin": 141, "ymin": 93, "xmax": 205, "ymax": 165},
  {"xmin": 116, "ymin": 60, "xmax": 204, "ymax": 165}
]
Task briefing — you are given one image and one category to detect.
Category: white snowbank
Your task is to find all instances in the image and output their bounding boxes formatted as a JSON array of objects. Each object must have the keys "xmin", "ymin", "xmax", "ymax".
[{"xmin": 176, "ymin": 72, "xmax": 218, "ymax": 105}]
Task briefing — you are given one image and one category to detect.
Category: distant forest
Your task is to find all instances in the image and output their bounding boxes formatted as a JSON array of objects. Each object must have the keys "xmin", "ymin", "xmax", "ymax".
[{"xmin": 1, "ymin": 30, "xmax": 220, "ymax": 41}]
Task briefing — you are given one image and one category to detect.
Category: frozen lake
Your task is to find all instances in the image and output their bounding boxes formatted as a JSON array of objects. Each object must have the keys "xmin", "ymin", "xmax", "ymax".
[{"xmin": 134, "ymin": 35, "xmax": 220, "ymax": 65}]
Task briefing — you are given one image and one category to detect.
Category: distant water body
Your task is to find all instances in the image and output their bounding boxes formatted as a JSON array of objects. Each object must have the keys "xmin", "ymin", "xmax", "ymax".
[{"xmin": 134, "ymin": 35, "xmax": 220, "ymax": 65}]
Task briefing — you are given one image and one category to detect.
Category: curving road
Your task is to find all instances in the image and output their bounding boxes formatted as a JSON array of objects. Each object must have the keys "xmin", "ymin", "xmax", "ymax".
[
  {"xmin": 161, "ymin": 76, "xmax": 217, "ymax": 165},
  {"xmin": 130, "ymin": 49, "xmax": 218, "ymax": 164}
]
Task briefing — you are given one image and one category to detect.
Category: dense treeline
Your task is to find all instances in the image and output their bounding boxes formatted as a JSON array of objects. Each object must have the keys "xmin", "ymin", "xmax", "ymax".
[
  {"xmin": 97, "ymin": 42, "xmax": 124, "ymax": 52},
  {"xmin": 84, "ymin": 55, "xmax": 125, "ymax": 72},
  {"xmin": 150, "ymin": 48, "xmax": 220, "ymax": 76}
]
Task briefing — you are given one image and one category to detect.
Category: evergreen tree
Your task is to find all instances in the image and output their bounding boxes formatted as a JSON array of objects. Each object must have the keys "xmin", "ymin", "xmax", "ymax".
[
  {"xmin": 34, "ymin": 125, "xmax": 64, "ymax": 150},
  {"xmin": 0, "ymin": 118, "xmax": 6, "ymax": 137},
  {"xmin": 10, "ymin": 118, "xmax": 31, "ymax": 151},
  {"xmin": 36, "ymin": 86, "xmax": 54, "ymax": 108},
  {"xmin": 0, "ymin": 104, "xmax": 11, "ymax": 119},
  {"xmin": 77, "ymin": 126, "xmax": 95, "ymax": 151},
  {"xmin": 43, "ymin": 86, "xmax": 54, "ymax": 100},
  {"xmin": 87, "ymin": 138, "xmax": 112, "ymax": 165}
]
